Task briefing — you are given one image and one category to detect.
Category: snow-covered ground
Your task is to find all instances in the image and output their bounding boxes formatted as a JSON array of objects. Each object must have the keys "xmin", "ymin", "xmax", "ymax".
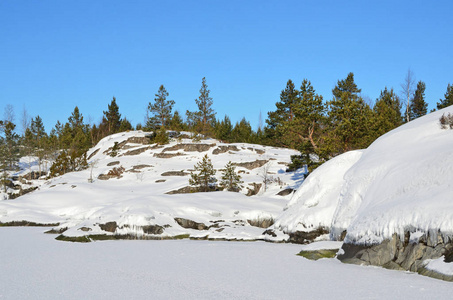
[
  {"xmin": 0, "ymin": 132, "xmax": 302, "ymax": 241},
  {"xmin": 1, "ymin": 227, "xmax": 452, "ymax": 300}
]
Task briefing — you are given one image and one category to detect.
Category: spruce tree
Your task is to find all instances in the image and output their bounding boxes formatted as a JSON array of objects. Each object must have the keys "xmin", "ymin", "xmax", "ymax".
[
  {"xmin": 103, "ymin": 97, "xmax": 122, "ymax": 134},
  {"xmin": 147, "ymin": 85, "xmax": 175, "ymax": 130},
  {"xmin": 189, "ymin": 154, "xmax": 217, "ymax": 192},
  {"xmin": 409, "ymin": 81, "xmax": 428, "ymax": 120},
  {"xmin": 231, "ymin": 118, "xmax": 253, "ymax": 143},
  {"xmin": 437, "ymin": 83, "xmax": 453, "ymax": 110},
  {"xmin": 215, "ymin": 115, "xmax": 233, "ymax": 142},
  {"xmin": 169, "ymin": 111, "xmax": 185, "ymax": 131},
  {"xmin": 219, "ymin": 161, "xmax": 243, "ymax": 192}
]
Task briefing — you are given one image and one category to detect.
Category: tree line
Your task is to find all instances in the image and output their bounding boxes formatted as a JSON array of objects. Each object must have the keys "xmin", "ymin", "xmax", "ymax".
[{"xmin": 1, "ymin": 73, "xmax": 452, "ymax": 187}]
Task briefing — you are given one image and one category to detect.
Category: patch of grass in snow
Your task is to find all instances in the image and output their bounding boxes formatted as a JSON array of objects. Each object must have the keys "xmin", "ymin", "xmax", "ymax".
[{"xmin": 297, "ymin": 249, "xmax": 338, "ymax": 260}]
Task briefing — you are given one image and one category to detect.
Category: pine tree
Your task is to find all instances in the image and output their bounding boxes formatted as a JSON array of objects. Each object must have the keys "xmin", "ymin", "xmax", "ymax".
[
  {"xmin": 186, "ymin": 77, "xmax": 216, "ymax": 136},
  {"xmin": 147, "ymin": 85, "xmax": 175, "ymax": 130},
  {"xmin": 437, "ymin": 83, "xmax": 453, "ymax": 110},
  {"xmin": 327, "ymin": 72, "xmax": 374, "ymax": 153},
  {"xmin": 169, "ymin": 111, "xmax": 185, "ymax": 131},
  {"xmin": 219, "ymin": 161, "xmax": 243, "ymax": 192},
  {"xmin": 409, "ymin": 81, "xmax": 428, "ymax": 120},
  {"xmin": 189, "ymin": 154, "xmax": 217, "ymax": 192},
  {"xmin": 103, "ymin": 97, "xmax": 122, "ymax": 134}
]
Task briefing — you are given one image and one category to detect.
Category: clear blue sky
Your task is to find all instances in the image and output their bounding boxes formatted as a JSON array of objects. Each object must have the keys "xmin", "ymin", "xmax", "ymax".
[{"xmin": 1, "ymin": 0, "xmax": 452, "ymax": 133}]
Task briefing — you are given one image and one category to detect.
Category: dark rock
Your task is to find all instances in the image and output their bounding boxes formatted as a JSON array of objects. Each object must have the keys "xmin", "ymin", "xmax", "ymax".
[
  {"xmin": 98, "ymin": 166, "xmax": 125, "ymax": 180},
  {"xmin": 174, "ymin": 217, "xmax": 207, "ymax": 230},
  {"xmin": 79, "ymin": 227, "xmax": 92, "ymax": 232},
  {"xmin": 142, "ymin": 225, "xmax": 164, "ymax": 235},
  {"xmin": 165, "ymin": 186, "xmax": 197, "ymax": 194},
  {"xmin": 161, "ymin": 171, "xmax": 189, "ymax": 176},
  {"xmin": 246, "ymin": 183, "xmax": 262, "ymax": 196},
  {"xmin": 123, "ymin": 146, "xmax": 152, "ymax": 156},
  {"xmin": 232, "ymin": 159, "xmax": 268, "ymax": 170},
  {"xmin": 107, "ymin": 161, "xmax": 120, "ymax": 166},
  {"xmin": 154, "ymin": 152, "xmax": 185, "ymax": 158},
  {"xmin": 88, "ymin": 148, "xmax": 100, "ymax": 160},
  {"xmin": 288, "ymin": 227, "xmax": 330, "ymax": 244},
  {"xmin": 263, "ymin": 229, "xmax": 277, "ymax": 237},
  {"xmin": 212, "ymin": 145, "xmax": 240, "ymax": 154},
  {"xmin": 162, "ymin": 143, "xmax": 216, "ymax": 153},
  {"xmin": 155, "ymin": 179, "xmax": 166, "ymax": 183},
  {"xmin": 276, "ymin": 188, "xmax": 294, "ymax": 196},
  {"xmin": 99, "ymin": 221, "xmax": 117, "ymax": 233},
  {"xmin": 338, "ymin": 232, "xmax": 453, "ymax": 281}
]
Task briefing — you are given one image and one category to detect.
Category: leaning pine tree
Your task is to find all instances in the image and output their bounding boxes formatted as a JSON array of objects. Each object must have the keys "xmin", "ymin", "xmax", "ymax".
[
  {"xmin": 189, "ymin": 154, "xmax": 217, "ymax": 192},
  {"xmin": 219, "ymin": 161, "xmax": 243, "ymax": 192}
]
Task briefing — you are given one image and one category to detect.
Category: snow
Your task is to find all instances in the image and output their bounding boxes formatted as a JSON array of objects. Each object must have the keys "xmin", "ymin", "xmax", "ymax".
[
  {"xmin": 1, "ymin": 227, "xmax": 452, "ymax": 300},
  {"xmin": 0, "ymin": 132, "xmax": 301, "ymax": 240},
  {"xmin": 425, "ymin": 257, "xmax": 453, "ymax": 276},
  {"xmin": 275, "ymin": 106, "xmax": 453, "ymax": 248}
]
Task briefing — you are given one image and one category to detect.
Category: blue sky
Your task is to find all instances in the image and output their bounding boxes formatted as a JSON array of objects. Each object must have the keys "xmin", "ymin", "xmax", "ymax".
[{"xmin": 1, "ymin": 0, "xmax": 452, "ymax": 132}]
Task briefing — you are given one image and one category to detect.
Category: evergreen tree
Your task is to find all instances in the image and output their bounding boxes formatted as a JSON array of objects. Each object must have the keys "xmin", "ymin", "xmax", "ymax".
[
  {"xmin": 231, "ymin": 118, "xmax": 253, "ymax": 143},
  {"xmin": 168, "ymin": 111, "xmax": 185, "ymax": 131},
  {"xmin": 372, "ymin": 88, "xmax": 403, "ymax": 137},
  {"xmin": 103, "ymin": 97, "xmax": 122, "ymax": 134},
  {"xmin": 289, "ymin": 80, "xmax": 326, "ymax": 172},
  {"xmin": 409, "ymin": 81, "xmax": 428, "ymax": 120},
  {"xmin": 186, "ymin": 77, "xmax": 216, "ymax": 136},
  {"xmin": 437, "ymin": 83, "xmax": 453, "ymax": 110},
  {"xmin": 327, "ymin": 72, "xmax": 374, "ymax": 153},
  {"xmin": 118, "ymin": 118, "xmax": 133, "ymax": 132},
  {"xmin": 215, "ymin": 115, "xmax": 233, "ymax": 142},
  {"xmin": 219, "ymin": 161, "xmax": 243, "ymax": 192},
  {"xmin": 30, "ymin": 115, "xmax": 48, "ymax": 173},
  {"xmin": 147, "ymin": 85, "xmax": 175, "ymax": 130},
  {"xmin": 265, "ymin": 79, "xmax": 299, "ymax": 146},
  {"xmin": 189, "ymin": 154, "xmax": 217, "ymax": 192}
]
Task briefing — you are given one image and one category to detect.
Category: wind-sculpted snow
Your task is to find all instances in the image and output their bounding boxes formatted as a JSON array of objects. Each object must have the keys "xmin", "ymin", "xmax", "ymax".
[{"xmin": 277, "ymin": 106, "xmax": 453, "ymax": 246}]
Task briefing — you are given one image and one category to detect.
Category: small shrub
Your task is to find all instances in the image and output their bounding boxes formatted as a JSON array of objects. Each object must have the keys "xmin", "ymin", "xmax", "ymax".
[{"xmin": 440, "ymin": 113, "xmax": 453, "ymax": 129}]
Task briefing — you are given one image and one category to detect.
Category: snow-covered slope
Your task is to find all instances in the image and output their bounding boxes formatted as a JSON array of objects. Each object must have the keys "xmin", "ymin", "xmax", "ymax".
[
  {"xmin": 0, "ymin": 132, "xmax": 301, "ymax": 241},
  {"xmin": 275, "ymin": 106, "xmax": 453, "ymax": 245}
]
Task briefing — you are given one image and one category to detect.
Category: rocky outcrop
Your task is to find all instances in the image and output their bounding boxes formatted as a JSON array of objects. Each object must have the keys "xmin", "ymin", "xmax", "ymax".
[
  {"xmin": 162, "ymin": 143, "xmax": 216, "ymax": 153},
  {"xmin": 212, "ymin": 145, "xmax": 240, "ymax": 154},
  {"xmin": 276, "ymin": 188, "xmax": 294, "ymax": 196},
  {"xmin": 338, "ymin": 232, "xmax": 453, "ymax": 281},
  {"xmin": 153, "ymin": 152, "xmax": 185, "ymax": 159},
  {"xmin": 233, "ymin": 159, "xmax": 268, "ymax": 170},
  {"xmin": 287, "ymin": 227, "xmax": 330, "ymax": 244},
  {"xmin": 174, "ymin": 217, "xmax": 208, "ymax": 230},
  {"xmin": 165, "ymin": 186, "xmax": 197, "ymax": 194},
  {"xmin": 161, "ymin": 171, "xmax": 189, "ymax": 176},
  {"xmin": 246, "ymin": 183, "xmax": 262, "ymax": 196},
  {"xmin": 98, "ymin": 167, "xmax": 125, "ymax": 180}
]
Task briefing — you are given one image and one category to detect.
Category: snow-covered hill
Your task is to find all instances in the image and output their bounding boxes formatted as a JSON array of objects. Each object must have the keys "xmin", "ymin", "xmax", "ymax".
[
  {"xmin": 0, "ymin": 132, "xmax": 301, "ymax": 241},
  {"xmin": 272, "ymin": 106, "xmax": 453, "ymax": 279}
]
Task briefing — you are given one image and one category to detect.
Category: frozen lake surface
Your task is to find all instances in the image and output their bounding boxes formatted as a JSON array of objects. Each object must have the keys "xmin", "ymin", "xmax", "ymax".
[{"xmin": 1, "ymin": 227, "xmax": 451, "ymax": 299}]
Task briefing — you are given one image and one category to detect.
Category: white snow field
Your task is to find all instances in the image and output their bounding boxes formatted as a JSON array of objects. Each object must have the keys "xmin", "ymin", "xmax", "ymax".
[
  {"xmin": 275, "ymin": 106, "xmax": 453, "ymax": 245},
  {"xmin": 1, "ymin": 227, "xmax": 452, "ymax": 300}
]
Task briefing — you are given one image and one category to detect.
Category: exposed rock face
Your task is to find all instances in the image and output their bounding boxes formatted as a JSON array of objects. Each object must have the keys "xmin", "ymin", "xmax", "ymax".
[
  {"xmin": 99, "ymin": 221, "xmax": 117, "ymax": 233},
  {"xmin": 276, "ymin": 188, "xmax": 294, "ymax": 196},
  {"xmin": 174, "ymin": 217, "xmax": 208, "ymax": 230},
  {"xmin": 123, "ymin": 146, "xmax": 152, "ymax": 156},
  {"xmin": 154, "ymin": 152, "xmax": 185, "ymax": 159},
  {"xmin": 246, "ymin": 183, "xmax": 262, "ymax": 196},
  {"xmin": 142, "ymin": 225, "xmax": 164, "ymax": 235},
  {"xmin": 212, "ymin": 145, "xmax": 240, "ymax": 155},
  {"xmin": 338, "ymin": 232, "xmax": 453, "ymax": 281},
  {"xmin": 98, "ymin": 167, "xmax": 125, "ymax": 180},
  {"xmin": 165, "ymin": 186, "xmax": 196, "ymax": 194},
  {"xmin": 107, "ymin": 161, "xmax": 120, "ymax": 166},
  {"xmin": 287, "ymin": 227, "xmax": 330, "ymax": 244},
  {"xmin": 161, "ymin": 171, "xmax": 189, "ymax": 176},
  {"xmin": 233, "ymin": 159, "xmax": 268, "ymax": 170},
  {"xmin": 162, "ymin": 143, "xmax": 216, "ymax": 153}
]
